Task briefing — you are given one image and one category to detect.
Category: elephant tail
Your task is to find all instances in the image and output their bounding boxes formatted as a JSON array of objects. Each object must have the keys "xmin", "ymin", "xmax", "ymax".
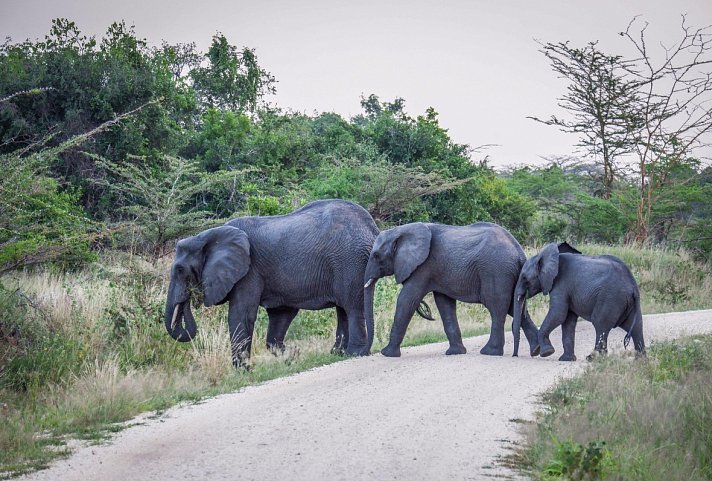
[
  {"xmin": 416, "ymin": 301, "xmax": 435, "ymax": 321},
  {"xmin": 623, "ymin": 294, "xmax": 642, "ymax": 350}
]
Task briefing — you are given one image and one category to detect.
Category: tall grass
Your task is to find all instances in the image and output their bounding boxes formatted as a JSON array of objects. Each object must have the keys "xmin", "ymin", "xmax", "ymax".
[
  {"xmin": 0, "ymin": 243, "xmax": 710, "ymax": 477},
  {"xmin": 518, "ymin": 335, "xmax": 712, "ymax": 481}
]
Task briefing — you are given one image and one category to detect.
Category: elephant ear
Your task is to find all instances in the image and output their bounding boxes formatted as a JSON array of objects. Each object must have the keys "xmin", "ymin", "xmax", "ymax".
[
  {"xmin": 538, "ymin": 243, "xmax": 560, "ymax": 296},
  {"xmin": 393, "ymin": 223, "xmax": 432, "ymax": 284},
  {"xmin": 199, "ymin": 226, "xmax": 251, "ymax": 306},
  {"xmin": 558, "ymin": 241, "xmax": 582, "ymax": 254}
]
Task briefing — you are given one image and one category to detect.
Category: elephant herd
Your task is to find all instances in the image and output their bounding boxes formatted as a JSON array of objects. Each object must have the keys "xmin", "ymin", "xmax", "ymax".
[{"xmin": 164, "ymin": 199, "xmax": 646, "ymax": 367}]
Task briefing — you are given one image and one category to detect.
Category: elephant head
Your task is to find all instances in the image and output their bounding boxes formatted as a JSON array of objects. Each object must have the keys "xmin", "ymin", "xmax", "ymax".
[
  {"xmin": 164, "ymin": 225, "xmax": 251, "ymax": 342},
  {"xmin": 362, "ymin": 223, "xmax": 432, "ymax": 349},
  {"xmin": 364, "ymin": 223, "xmax": 431, "ymax": 286},
  {"xmin": 512, "ymin": 242, "xmax": 581, "ymax": 356}
]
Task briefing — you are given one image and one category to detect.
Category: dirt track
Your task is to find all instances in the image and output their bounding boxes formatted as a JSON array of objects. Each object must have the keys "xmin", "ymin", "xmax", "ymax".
[{"xmin": 20, "ymin": 310, "xmax": 712, "ymax": 481}]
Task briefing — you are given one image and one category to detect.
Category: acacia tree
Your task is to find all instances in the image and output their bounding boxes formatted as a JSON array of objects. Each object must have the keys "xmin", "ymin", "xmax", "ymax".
[
  {"xmin": 529, "ymin": 42, "xmax": 639, "ymax": 199},
  {"xmin": 621, "ymin": 16, "xmax": 712, "ymax": 242},
  {"xmin": 534, "ymin": 16, "xmax": 712, "ymax": 242}
]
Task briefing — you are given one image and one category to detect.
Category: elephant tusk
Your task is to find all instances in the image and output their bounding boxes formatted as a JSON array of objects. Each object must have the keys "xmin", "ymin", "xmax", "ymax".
[
  {"xmin": 364, "ymin": 278, "xmax": 374, "ymax": 289},
  {"xmin": 171, "ymin": 304, "xmax": 181, "ymax": 330}
]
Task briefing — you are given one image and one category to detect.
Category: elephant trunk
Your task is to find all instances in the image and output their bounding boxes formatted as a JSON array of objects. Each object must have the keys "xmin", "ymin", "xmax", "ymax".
[
  {"xmin": 512, "ymin": 278, "xmax": 527, "ymax": 357},
  {"xmin": 363, "ymin": 277, "xmax": 376, "ymax": 353},
  {"xmin": 164, "ymin": 280, "xmax": 197, "ymax": 342}
]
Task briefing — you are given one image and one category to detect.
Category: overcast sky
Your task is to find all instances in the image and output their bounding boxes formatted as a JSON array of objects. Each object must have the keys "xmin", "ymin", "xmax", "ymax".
[{"xmin": 1, "ymin": 0, "xmax": 710, "ymax": 167}]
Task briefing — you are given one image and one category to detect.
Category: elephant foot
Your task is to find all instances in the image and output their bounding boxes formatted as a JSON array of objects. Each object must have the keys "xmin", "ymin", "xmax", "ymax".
[
  {"xmin": 232, "ymin": 359, "xmax": 251, "ymax": 370},
  {"xmin": 586, "ymin": 349, "xmax": 607, "ymax": 362},
  {"xmin": 530, "ymin": 343, "xmax": 541, "ymax": 357},
  {"xmin": 267, "ymin": 342, "xmax": 286, "ymax": 355},
  {"xmin": 446, "ymin": 344, "xmax": 467, "ymax": 355},
  {"xmin": 345, "ymin": 346, "xmax": 370, "ymax": 357},
  {"xmin": 381, "ymin": 344, "xmax": 402, "ymax": 357},
  {"xmin": 558, "ymin": 353, "xmax": 577, "ymax": 362},
  {"xmin": 539, "ymin": 344, "xmax": 555, "ymax": 358},
  {"xmin": 479, "ymin": 344, "xmax": 504, "ymax": 356},
  {"xmin": 330, "ymin": 345, "xmax": 346, "ymax": 356}
]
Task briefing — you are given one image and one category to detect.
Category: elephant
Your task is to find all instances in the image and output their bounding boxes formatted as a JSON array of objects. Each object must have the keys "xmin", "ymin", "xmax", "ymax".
[
  {"xmin": 512, "ymin": 242, "xmax": 646, "ymax": 361},
  {"xmin": 164, "ymin": 199, "xmax": 380, "ymax": 366},
  {"xmin": 363, "ymin": 222, "xmax": 541, "ymax": 357}
]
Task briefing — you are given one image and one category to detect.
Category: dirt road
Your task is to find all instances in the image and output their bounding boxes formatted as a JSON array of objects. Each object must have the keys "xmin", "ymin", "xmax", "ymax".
[{"xmin": 21, "ymin": 310, "xmax": 712, "ymax": 481}]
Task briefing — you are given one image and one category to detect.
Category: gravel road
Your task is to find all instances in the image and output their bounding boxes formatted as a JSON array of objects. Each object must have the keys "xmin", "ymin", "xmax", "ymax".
[{"xmin": 21, "ymin": 310, "xmax": 712, "ymax": 481}]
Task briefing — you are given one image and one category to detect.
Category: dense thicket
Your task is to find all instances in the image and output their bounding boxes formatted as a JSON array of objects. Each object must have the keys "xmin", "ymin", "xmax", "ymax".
[{"xmin": 1, "ymin": 19, "xmax": 711, "ymax": 272}]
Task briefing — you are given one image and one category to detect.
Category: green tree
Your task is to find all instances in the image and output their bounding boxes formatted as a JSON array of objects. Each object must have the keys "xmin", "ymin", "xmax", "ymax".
[{"xmin": 191, "ymin": 34, "xmax": 276, "ymax": 113}]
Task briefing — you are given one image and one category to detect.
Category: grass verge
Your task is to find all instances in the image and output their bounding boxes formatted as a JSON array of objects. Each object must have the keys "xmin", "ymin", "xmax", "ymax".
[{"xmin": 515, "ymin": 334, "xmax": 712, "ymax": 481}]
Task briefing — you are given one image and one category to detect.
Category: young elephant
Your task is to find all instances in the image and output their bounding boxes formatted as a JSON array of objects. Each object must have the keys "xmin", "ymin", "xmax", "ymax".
[
  {"xmin": 364, "ymin": 222, "xmax": 540, "ymax": 357},
  {"xmin": 512, "ymin": 243, "xmax": 645, "ymax": 361}
]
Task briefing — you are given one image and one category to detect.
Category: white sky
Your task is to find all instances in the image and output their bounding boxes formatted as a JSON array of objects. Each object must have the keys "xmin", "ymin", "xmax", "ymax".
[{"xmin": 1, "ymin": 0, "xmax": 710, "ymax": 167}]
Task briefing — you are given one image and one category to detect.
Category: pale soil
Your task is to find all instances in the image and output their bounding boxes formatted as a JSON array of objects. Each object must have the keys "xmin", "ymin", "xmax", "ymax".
[{"xmin": 20, "ymin": 310, "xmax": 712, "ymax": 481}]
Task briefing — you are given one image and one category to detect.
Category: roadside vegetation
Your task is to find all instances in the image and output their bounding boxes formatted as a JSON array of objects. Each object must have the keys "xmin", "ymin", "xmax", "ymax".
[
  {"xmin": 1, "ymin": 16, "xmax": 711, "ymax": 479},
  {"xmin": 517, "ymin": 334, "xmax": 712, "ymax": 481}
]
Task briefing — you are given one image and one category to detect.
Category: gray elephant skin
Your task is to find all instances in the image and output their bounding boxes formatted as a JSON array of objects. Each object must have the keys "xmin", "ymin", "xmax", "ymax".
[
  {"xmin": 363, "ymin": 222, "xmax": 541, "ymax": 357},
  {"xmin": 512, "ymin": 242, "xmax": 646, "ymax": 361},
  {"xmin": 164, "ymin": 199, "xmax": 379, "ymax": 366}
]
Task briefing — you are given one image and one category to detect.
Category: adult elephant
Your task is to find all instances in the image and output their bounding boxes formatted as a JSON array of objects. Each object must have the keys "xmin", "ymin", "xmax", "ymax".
[
  {"xmin": 363, "ymin": 222, "xmax": 540, "ymax": 357},
  {"xmin": 512, "ymin": 242, "xmax": 646, "ymax": 361},
  {"xmin": 164, "ymin": 199, "xmax": 379, "ymax": 366}
]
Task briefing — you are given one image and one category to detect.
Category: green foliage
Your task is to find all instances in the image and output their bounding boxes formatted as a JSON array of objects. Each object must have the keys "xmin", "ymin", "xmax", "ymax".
[
  {"xmin": 96, "ymin": 155, "xmax": 244, "ymax": 256},
  {"xmin": 304, "ymin": 156, "xmax": 465, "ymax": 224},
  {"xmin": 190, "ymin": 34, "xmax": 275, "ymax": 113},
  {"xmin": 508, "ymin": 163, "xmax": 631, "ymax": 244},
  {"xmin": 542, "ymin": 440, "xmax": 612, "ymax": 481},
  {"xmin": 0, "ymin": 148, "xmax": 94, "ymax": 273}
]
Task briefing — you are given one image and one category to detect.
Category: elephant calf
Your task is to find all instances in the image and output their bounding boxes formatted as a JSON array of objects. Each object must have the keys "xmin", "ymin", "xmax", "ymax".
[
  {"xmin": 364, "ymin": 222, "xmax": 540, "ymax": 357},
  {"xmin": 512, "ymin": 242, "xmax": 646, "ymax": 361}
]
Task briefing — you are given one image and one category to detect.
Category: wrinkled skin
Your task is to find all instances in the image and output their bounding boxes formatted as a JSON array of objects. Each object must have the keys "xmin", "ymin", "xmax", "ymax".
[
  {"xmin": 512, "ymin": 242, "xmax": 646, "ymax": 361},
  {"xmin": 165, "ymin": 200, "xmax": 379, "ymax": 367},
  {"xmin": 364, "ymin": 222, "xmax": 540, "ymax": 358}
]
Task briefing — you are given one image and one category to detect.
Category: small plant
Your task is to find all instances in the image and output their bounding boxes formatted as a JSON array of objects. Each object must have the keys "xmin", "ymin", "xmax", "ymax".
[{"xmin": 543, "ymin": 439, "xmax": 612, "ymax": 481}]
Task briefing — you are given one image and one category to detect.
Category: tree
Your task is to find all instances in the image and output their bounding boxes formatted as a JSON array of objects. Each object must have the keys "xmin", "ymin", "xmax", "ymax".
[
  {"xmin": 96, "ymin": 155, "xmax": 245, "ymax": 257},
  {"xmin": 191, "ymin": 34, "xmax": 276, "ymax": 114},
  {"xmin": 621, "ymin": 17, "xmax": 712, "ymax": 242},
  {"xmin": 534, "ymin": 17, "xmax": 712, "ymax": 243},
  {"xmin": 529, "ymin": 41, "xmax": 639, "ymax": 199},
  {"xmin": 304, "ymin": 156, "xmax": 466, "ymax": 224}
]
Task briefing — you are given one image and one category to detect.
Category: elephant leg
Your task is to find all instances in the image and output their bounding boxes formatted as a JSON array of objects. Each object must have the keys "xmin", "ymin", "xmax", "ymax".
[
  {"xmin": 344, "ymin": 305, "xmax": 369, "ymax": 356},
  {"xmin": 586, "ymin": 326, "xmax": 610, "ymax": 361},
  {"xmin": 332, "ymin": 307, "xmax": 349, "ymax": 355},
  {"xmin": 538, "ymin": 300, "xmax": 569, "ymax": 358},
  {"xmin": 433, "ymin": 292, "xmax": 466, "ymax": 355},
  {"xmin": 227, "ymin": 291, "xmax": 260, "ymax": 368},
  {"xmin": 629, "ymin": 316, "xmax": 646, "ymax": 357},
  {"xmin": 480, "ymin": 302, "xmax": 509, "ymax": 356},
  {"xmin": 266, "ymin": 307, "xmax": 298, "ymax": 353},
  {"xmin": 381, "ymin": 284, "xmax": 426, "ymax": 358},
  {"xmin": 558, "ymin": 311, "xmax": 578, "ymax": 361}
]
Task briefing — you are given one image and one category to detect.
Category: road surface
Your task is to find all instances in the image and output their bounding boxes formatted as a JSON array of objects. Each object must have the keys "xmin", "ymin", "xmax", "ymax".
[{"xmin": 21, "ymin": 310, "xmax": 712, "ymax": 481}]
